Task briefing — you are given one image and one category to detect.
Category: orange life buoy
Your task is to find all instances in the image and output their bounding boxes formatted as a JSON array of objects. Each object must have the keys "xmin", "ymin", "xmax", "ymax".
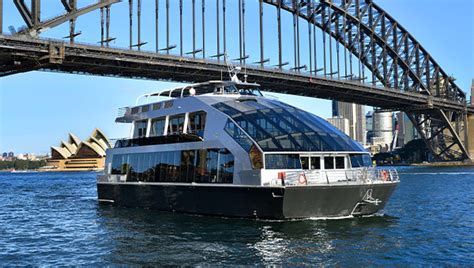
[{"xmin": 298, "ymin": 173, "xmax": 307, "ymax": 185}]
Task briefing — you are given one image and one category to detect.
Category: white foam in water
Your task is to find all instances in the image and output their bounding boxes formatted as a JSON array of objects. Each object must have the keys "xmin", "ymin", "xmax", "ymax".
[
  {"xmin": 255, "ymin": 213, "xmax": 385, "ymax": 222},
  {"xmin": 399, "ymin": 172, "xmax": 474, "ymax": 175}
]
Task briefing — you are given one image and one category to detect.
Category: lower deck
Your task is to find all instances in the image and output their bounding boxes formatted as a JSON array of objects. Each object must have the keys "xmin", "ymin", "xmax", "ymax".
[{"xmin": 97, "ymin": 181, "xmax": 398, "ymax": 219}]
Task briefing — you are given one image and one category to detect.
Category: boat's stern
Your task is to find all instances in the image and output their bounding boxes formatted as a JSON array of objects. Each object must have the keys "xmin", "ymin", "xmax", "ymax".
[{"xmin": 261, "ymin": 168, "xmax": 399, "ymax": 219}]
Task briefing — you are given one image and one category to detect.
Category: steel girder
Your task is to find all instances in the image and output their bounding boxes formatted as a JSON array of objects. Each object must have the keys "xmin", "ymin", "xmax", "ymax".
[
  {"xmin": 13, "ymin": 0, "xmax": 119, "ymax": 37},
  {"xmin": 263, "ymin": 0, "xmax": 470, "ymax": 161}
]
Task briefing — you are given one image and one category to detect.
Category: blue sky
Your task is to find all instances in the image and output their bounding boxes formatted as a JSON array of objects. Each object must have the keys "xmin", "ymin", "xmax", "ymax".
[{"xmin": 1, "ymin": 0, "xmax": 473, "ymax": 155}]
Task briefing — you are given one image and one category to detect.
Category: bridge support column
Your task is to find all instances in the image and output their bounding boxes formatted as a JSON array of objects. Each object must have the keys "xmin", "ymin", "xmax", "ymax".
[{"xmin": 468, "ymin": 114, "xmax": 474, "ymax": 161}]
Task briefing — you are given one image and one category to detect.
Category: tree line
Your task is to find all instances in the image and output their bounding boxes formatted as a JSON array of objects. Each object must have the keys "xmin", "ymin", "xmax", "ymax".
[{"xmin": 0, "ymin": 160, "xmax": 47, "ymax": 170}]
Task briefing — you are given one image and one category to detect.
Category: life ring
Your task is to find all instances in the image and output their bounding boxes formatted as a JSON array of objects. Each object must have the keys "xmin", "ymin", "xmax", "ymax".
[
  {"xmin": 381, "ymin": 170, "xmax": 389, "ymax": 181},
  {"xmin": 298, "ymin": 173, "xmax": 307, "ymax": 185}
]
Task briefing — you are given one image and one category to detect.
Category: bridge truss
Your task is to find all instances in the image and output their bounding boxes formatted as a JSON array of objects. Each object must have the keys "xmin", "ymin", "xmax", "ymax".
[{"xmin": 0, "ymin": 0, "xmax": 472, "ymax": 161}]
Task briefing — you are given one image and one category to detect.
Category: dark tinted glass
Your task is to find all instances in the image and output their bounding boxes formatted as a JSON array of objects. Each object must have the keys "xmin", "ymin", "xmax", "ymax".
[
  {"xmin": 111, "ymin": 155, "xmax": 122, "ymax": 174},
  {"xmin": 134, "ymin": 120, "xmax": 148, "ymax": 138},
  {"xmin": 168, "ymin": 114, "xmax": 185, "ymax": 134},
  {"xmin": 151, "ymin": 118, "xmax": 166, "ymax": 136},
  {"xmin": 363, "ymin": 155, "xmax": 373, "ymax": 167},
  {"xmin": 224, "ymin": 120, "xmax": 253, "ymax": 152},
  {"xmin": 188, "ymin": 111, "xmax": 206, "ymax": 137},
  {"xmin": 350, "ymin": 154, "xmax": 372, "ymax": 168},
  {"xmin": 335, "ymin": 157, "xmax": 345, "ymax": 169},
  {"xmin": 113, "ymin": 149, "xmax": 233, "ymax": 184},
  {"xmin": 219, "ymin": 149, "xmax": 234, "ymax": 183},
  {"xmin": 310, "ymin": 157, "xmax": 320, "ymax": 170},
  {"xmin": 265, "ymin": 154, "xmax": 301, "ymax": 169},
  {"xmin": 324, "ymin": 157, "xmax": 334, "ymax": 169},
  {"xmin": 300, "ymin": 156, "xmax": 309, "ymax": 170}
]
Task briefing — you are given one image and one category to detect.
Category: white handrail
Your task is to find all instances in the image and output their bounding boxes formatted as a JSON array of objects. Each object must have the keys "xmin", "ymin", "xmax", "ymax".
[{"xmin": 278, "ymin": 168, "xmax": 399, "ymax": 186}]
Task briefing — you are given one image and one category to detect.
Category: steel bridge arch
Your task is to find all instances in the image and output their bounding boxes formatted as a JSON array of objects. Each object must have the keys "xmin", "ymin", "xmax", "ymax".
[
  {"xmin": 263, "ymin": 0, "xmax": 465, "ymax": 103},
  {"xmin": 262, "ymin": 0, "xmax": 469, "ymax": 161}
]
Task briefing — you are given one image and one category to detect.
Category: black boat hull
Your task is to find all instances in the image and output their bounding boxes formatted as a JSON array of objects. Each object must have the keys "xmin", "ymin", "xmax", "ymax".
[{"xmin": 97, "ymin": 182, "xmax": 398, "ymax": 219}]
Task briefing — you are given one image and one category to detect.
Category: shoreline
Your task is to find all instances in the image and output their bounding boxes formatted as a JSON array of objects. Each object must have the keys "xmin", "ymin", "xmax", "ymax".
[{"xmin": 377, "ymin": 161, "xmax": 474, "ymax": 167}]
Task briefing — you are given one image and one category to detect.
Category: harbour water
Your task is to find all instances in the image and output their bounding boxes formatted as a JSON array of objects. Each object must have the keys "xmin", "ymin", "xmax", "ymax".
[{"xmin": 0, "ymin": 167, "xmax": 473, "ymax": 265}]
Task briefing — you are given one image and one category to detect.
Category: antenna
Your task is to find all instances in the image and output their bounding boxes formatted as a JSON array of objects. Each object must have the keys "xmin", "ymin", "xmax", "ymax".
[
  {"xmin": 244, "ymin": 66, "xmax": 248, "ymax": 83},
  {"xmin": 224, "ymin": 53, "xmax": 242, "ymax": 83}
]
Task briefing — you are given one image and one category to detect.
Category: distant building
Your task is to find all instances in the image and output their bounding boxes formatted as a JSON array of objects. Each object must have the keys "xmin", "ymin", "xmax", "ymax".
[
  {"xmin": 365, "ymin": 111, "xmax": 374, "ymax": 145},
  {"xmin": 16, "ymin": 154, "xmax": 26, "ymax": 160},
  {"xmin": 43, "ymin": 128, "xmax": 111, "ymax": 171},
  {"xmin": 332, "ymin": 101, "xmax": 366, "ymax": 144},
  {"xmin": 327, "ymin": 117, "xmax": 350, "ymax": 136},
  {"xmin": 8, "ymin": 152, "xmax": 14, "ymax": 158},
  {"xmin": 395, "ymin": 112, "xmax": 419, "ymax": 147},
  {"xmin": 25, "ymin": 153, "xmax": 37, "ymax": 161},
  {"xmin": 366, "ymin": 111, "xmax": 373, "ymax": 132},
  {"xmin": 2, "ymin": 152, "xmax": 7, "ymax": 158}
]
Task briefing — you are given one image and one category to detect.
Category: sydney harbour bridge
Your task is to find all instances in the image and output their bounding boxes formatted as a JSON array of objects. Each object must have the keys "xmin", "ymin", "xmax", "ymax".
[{"xmin": 0, "ymin": 0, "xmax": 473, "ymax": 161}]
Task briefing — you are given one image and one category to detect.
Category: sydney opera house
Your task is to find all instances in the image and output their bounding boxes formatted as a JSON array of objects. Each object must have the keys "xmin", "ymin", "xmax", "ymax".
[{"xmin": 43, "ymin": 128, "xmax": 111, "ymax": 171}]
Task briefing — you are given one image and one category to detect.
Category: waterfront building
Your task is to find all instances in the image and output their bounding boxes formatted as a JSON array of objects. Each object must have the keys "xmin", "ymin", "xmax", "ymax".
[
  {"xmin": 44, "ymin": 128, "xmax": 111, "ymax": 171},
  {"xmin": 326, "ymin": 116, "xmax": 350, "ymax": 136},
  {"xmin": 332, "ymin": 101, "xmax": 366, "ymax": 144}
]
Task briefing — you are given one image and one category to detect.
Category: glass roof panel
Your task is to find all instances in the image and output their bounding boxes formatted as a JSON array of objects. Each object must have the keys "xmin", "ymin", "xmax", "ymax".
[{"xmin": 213, "ymin": 99, "xmax": 366, "ymax": 152}]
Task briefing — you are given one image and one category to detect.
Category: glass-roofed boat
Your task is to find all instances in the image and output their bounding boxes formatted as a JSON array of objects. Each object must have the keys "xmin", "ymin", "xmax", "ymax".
[{"xmin": 97, "ymin": 75, "xmax": 399, "ymax": 219}]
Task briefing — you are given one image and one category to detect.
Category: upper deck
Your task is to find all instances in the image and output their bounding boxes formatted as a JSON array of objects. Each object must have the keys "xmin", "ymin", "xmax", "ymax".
[{"xmin": 116, "ymin": 80, "xmax": 262, "ymax": 123}]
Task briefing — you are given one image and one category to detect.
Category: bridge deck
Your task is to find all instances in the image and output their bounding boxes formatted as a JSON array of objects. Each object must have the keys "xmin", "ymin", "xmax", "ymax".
[{"xmin": 1, "ymin": 35, "xmax": 472, "ymax": 114}]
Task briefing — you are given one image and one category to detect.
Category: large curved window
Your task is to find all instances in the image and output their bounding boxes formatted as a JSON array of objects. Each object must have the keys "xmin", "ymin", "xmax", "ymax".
[{"xmin": 213, "ymin": 99, "xmax": 365, "ymax": 152}]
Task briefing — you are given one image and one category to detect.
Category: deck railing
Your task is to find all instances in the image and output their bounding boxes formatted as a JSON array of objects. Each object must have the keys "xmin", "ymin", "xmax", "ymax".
[{"xmin": 276, "ymin": 168, "xmax": 399, "ymax": 186}]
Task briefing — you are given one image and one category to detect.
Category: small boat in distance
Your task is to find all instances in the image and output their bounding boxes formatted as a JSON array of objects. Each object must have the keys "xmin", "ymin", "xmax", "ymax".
[{"xmin": 97, "ymin": 71, "xmax": 399, "ymax": 219}]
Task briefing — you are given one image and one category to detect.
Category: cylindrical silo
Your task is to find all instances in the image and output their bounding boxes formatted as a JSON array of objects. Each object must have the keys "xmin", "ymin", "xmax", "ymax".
[{"xmin": 373, "ymin": 111, "xmax": 393, "ymax": 146}]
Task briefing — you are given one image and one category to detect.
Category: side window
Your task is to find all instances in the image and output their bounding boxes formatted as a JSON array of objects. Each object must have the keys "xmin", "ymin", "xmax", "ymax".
[
  {"xmin": 300, "ymin": 156, "xmax": 309, "ymax": 170},
  {"xmin": 116, "ymin": 149, "xmax": 233, "ymax": 184},
  {"xmin": 188, "ymin": 111, "xmax": 206, "ymax": 137},
  {"xmin": 350, "ymin": 154, "xmax": 373, "ymax": 168},
  {"xmin": 310, "ymin": 157, "xmax": 320, "ymax": 170},
  {"xmin": 180, "ymin": 150, "xmax": 196, "ymax": 183},
  {"xmin": 324, "ymin": 157, "xmax": 334, "ymax": 169},
  {"xmin": 219, "ymin": 149, "xmax": 234, "ymax": 183},
  {"xmin": 335, "ymin": 156, "xmax": 345, "ymax": 169},
  {"xmin": 207, "ymin": 149, "xmax": 219, "ymax": 183},
  {"xmin": 151, "ymin": 117, "xmax": 166, "ymax": 137},
  {"xmin": 265, "ymin": 154, "xmax": 301, "ymax": 169},
  {"xmin": 168, "ymin": 114, "xmax": 185, "ymax": 135},
  {"xmin": 133, "ymin": 120, "xmax": 148, "ymax": 138},
  {"xmin": 224, "ymin": 119, "xmax": 253, "ymax": 151},
  {"xmin": 111, "ymin": 155, "xmax": 122, "ymax": 174}
]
